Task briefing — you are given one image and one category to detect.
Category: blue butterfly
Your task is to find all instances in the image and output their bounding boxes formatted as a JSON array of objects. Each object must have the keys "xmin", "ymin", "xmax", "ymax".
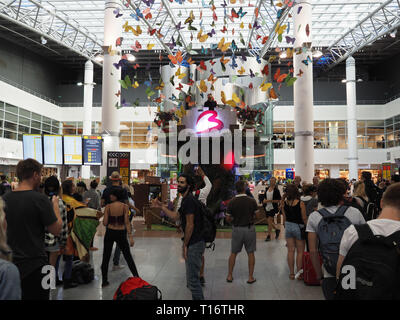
[
  {"xmin": 237, "ymin": 7, "xmax": 247, "ymax": 18},
  {"xmin": 302, "ymin": 56, "xmax": 312, "ymax": 66},
  {"xmin": 174, "ymin": 0, "xmax": 184, "ymax": 4},
  {"xmin": 277, "ymin": 8, "xmax": 284, "ymax": 19},
  {"xmin": 255, "ymin": 54, "xmax": 261, "ymax": 64},
  {"xmin": 231, "ymin": 40, "xmax": 238, "ymax": 51},
  {"xmin": 202, "ymin": 0, "xmax": 210, "ymax": 8},
  {"xmin": 130, "ymin": 8, "xmax": 143, "ymax": 20},
  {"xmin": 144, "ymin": 80, "xmax": 152, "ymax": 87},
  {"xmin": 201, "ymin": 46, "xmax": 208, "ymax": 54},
  {"xmin": 181, "ymin": 59, "xmax": 190, "ymax": 68}
]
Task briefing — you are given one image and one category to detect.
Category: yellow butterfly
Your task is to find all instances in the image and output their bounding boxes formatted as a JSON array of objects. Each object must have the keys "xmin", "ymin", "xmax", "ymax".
[
  {"xmin": 132, "ymin": 26, "xmax": 142, "ymax": 36},
  {"xmin": 240, "ymin": 22, "xmax": 244, "ymax": 29},
  {"xmin": 197, "ymin": 29, "xmax": 209, "ymax": 43},
  {"xmin": 175, "ymin": 67, "xmax": 186, "ymax": 80},
  {"xmin": 155, "ymin": 81, "xmax": 165, "ymax": 90},
  {"xmin": 147, "ymin": 43, "xmax": 155, "ymax": 50},
  {"xmin": 260, "ymin": 82, "xmax": 272, "ymax": 92},
  {"xmin": 237, "ymin": 66, "xmax": 246, "ymax": 75},
  {"xmin": 132, "ymin": 81, "xmax": 139, "ymax": 88},
  {"xmin": 286, "ymin": 48, "xmax": 294, "ymax": 59},
  {"xmin": 199, "ymin": 80, "xmax": 208, "ymax": 93},
  {"xmin": 232, "ymin": 93, "xmax": 240, "ymax": 103},
  {"xmin": 218, "ymin": 38, "xmax": 231, "ymax": 52},
  {"xmin": 185, "ymin": 10, "xmax": 195, "ymax": 24},
  {"xmin": 221, "ymin": 91, "xmax": 227, "ymax": 104},
  {"xmin": 275, "ymin": 23, "xmax": 287, "ymax": 35},
  {"xmin": 123, "ymin": 21, "xmax": 133, "ymax": 33},
  {"xmin": 226, "ymin": 99, "xmax": 236, "ymax": 108},
  {"xmin": 230, "ymin": 0, "xmax": 236, "ymax": 3},
  {"xmin": 268, "ymin": 55, "xmax": 277, "ymax": 63}
]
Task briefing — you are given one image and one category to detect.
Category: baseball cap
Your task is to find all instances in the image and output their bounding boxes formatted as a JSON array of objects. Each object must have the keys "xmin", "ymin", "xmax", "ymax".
[{"xmin": 110, "ymin": 171, "xmax": 121, "ymax": 181}]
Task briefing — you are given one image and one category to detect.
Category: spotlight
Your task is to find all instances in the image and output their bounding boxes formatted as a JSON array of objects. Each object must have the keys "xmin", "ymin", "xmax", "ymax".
[
  {"xmin": 341, "ymin": 79, "xmax": 347, "ymax": 83},
  {"xmin": 313, "ymin": 50, "xmax": 323, "ymax": 58},
  {"xmin": 77, "ymin": 82, "xmax": 83, "ymax": 86},
  {"xmin": 41, "ymin": 36, "xmax": 47, "ymax": 45},
  {"xmin": 279, "ymin": 51, "xmax": 287, "ymax": 59},
  {"xmin": 390, "ymin": 30, "xmax": 397, "ymax": 38},
  {"xmin": 127, "ymin": 54, "xmax": 136, "ymax": 62}
]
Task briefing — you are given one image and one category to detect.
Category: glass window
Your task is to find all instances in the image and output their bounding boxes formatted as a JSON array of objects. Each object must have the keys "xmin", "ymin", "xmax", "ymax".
[
  {"xmin": 286, "ymin": 121, "xmax": 294, "ymax": 128},
  {"xmin": 314, "ymin": 121, "xmax": 325, "ymax": 128},
  {"xmin": 52, "ymin": 120, "xmax": 60, "ymax": 127},
  {"xmin": 5, "ymin": 104, "xmax": 17, "ymax": 114},
  {"xmin": 5, "ymin": 112, "xmax": 18, "ymax": 123},
  {"xmin": 17, "ymin": 134, "xmax": 23, "ymax": 141},
  {"xmin": 31, "ymin": 113, "xmax": 41, "ymax": 121},
  {"xmin": 338, "ymin": 128, "xmax": 346, "ymax": 135},
  {"xmin": 385, "ymin": 117, "xmax": 394, "ymax": 127},
  {"xmin": 4, "ymin": 121, "xmax": 17, "ymax": 131},
  {"xmin": 18, "ymin": 125, "xmax": 30, "ymax": 134},
  {"xmin": 4, "ymin": 130, "xmax": 17, "ymax": 140},
  {"xmin": 394, "ymin": 122, "xmax": 400, "ymax": 131},
  {"xmin": 338, "ymin": 136, "xmax": 347, "ymax": 149},
  {"xmin": 394, "ymin": 115, "xmax": 400, "ymax": 123},
  {"xmin": 0, "ymin": 129, "xmax": 3, "ymax": 137},
  {"xmin": 51, "ymin": 126, "xmax": 59, "ymax": 134},
  {"xmin": 31, "ymin": 128, "xmax": 40, "ymax": 134},
  {"xmin": 42, "ymin": 117, "xmax": 51, "ymax": 125},
  {"xmin": 19, "ymin": 108, "xmax": 30, "ymax": 118},
  {"xmin": 19, "ymin": 117, "xmax": 30, "ymax": 126},
  {"xmin": 0, "ymin": 102, "xmax": 3, "ymax": 109},
  {"xmin": 42, "ymin": 124, "xmax": 51, "ymax": 132},
  {"xmin": 367, "ymin": 120, "xmax": 384, "ymax": 127},
  {"xmin": 31, "ymin": 120, "xmax": 41, "ymax": 129},
  {"xmin": 0, "ymin": 110, "xmax": 3, "ymax": 119},
  {"xmin": 0, "ymin": 120, "xmax": 3, "ymax": 128},
  {"xmin": 77, "ymin": 122, "xmax": 83, "ymax": 128},
  {"xmin": 337, "ymin": 121, "xmax": 346, "ymax": 128},
  {"xmin": 367, "ymin": 127, "xmax": 384, "ymax": 135}
]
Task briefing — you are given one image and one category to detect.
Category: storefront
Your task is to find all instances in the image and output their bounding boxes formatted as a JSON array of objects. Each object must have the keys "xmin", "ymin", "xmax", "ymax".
[{"xmin": 314, "ymin": 169, "xmax": 330, "ymax": 180}]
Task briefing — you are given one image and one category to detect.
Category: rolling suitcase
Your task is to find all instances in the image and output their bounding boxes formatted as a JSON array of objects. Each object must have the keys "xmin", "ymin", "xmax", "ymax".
[{"xmin": 303, "ymin": 252, "xmax": 322, "ymax": 286}]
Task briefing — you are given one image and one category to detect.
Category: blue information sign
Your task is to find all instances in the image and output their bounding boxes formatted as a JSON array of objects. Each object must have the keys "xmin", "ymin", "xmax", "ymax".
[{"xmin": 83, "ymin": 136, "xmax": 102, "ymax": 166}]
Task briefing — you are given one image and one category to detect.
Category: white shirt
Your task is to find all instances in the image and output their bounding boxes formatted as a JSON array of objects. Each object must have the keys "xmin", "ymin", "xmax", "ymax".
[
  {"xmin": 176, "ymin": 175, "xmax": 212, "ymax": 210},
  {"xmin": 339, "ymin": 219, "xmax": 400, "ymax": 257},
  {"xmin": 265, "ymin": 189, "xmax": 274, "ymax": 211}
]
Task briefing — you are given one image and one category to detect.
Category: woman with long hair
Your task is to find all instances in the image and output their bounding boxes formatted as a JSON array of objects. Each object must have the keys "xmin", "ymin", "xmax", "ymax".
[
  {"xmin": 262, "ymin": 177, "xmax": 282, "ymax": 241},
  {"xmin": 353, "ymin": 181, "xmax": 369, "ymax": 212},
  {"xmin": 0, "ymin": 198, "xmax": 21, "ymax": 299},
  {"xmin": 282, "ymin": 184, "xmax": 307, "ymax": 280}
]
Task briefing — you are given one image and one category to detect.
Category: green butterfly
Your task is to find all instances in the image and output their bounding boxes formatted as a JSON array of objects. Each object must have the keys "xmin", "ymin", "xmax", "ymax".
[
  {"xmin": 285, "ymin": 74, "xmax": 297, "ymax": 87},
  {"xmin": 119, "ymin": 75, "xmax": 132, "ymax": 89},
  {"xmin": 186, "ymin": 43, "xmax": 198, "ymax": 55},
  {"xmin": 146, "ymin": 87, "xmax": 155, "ymax": 97}
]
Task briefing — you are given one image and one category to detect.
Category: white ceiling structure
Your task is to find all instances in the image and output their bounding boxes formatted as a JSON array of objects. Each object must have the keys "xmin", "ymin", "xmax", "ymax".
[{"xmin": 0, "ymin": 0, "xmax": 399, "ymax": 67}]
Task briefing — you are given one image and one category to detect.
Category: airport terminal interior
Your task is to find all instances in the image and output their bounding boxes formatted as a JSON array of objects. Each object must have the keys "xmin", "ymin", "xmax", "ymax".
[{"xmin": 1, "ymin": 0, "xmax": 400, "ymax": 301}]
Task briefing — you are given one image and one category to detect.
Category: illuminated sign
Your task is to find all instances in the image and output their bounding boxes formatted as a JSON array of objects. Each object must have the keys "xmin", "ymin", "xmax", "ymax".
[{"xmin": 195, "ymin": 110, "xmax": 224, "ymax": 134}]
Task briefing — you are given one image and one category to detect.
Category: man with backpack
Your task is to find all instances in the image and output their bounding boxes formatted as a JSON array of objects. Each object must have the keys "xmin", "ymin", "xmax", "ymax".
[
  {"xmin": 306, "ymin": 178, "xmax": 365, "ymax": 300},
  {"xmin": 225, "ymin": 180, "xmax": 259, "ymax": 284},
  {"xmin": 361, "ymin": 171, "xmax": 381, "ymax": 219},
  {"xmin": 335, "ymin": 183, "xmax": 400, "ymax": 300},
  {"xmin": 152, "ymin": 174, "xmax": 206, "ymax": 300}
]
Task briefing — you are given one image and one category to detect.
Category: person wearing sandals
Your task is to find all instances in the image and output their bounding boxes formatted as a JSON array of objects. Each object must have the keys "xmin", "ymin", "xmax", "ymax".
[
  {"xmin": 282, "ymin": 184, "xmax": 307, "ymax": 280},
  {"xmin": 261, "ymin": 177, "xmax": 282, "ymax": 241}
]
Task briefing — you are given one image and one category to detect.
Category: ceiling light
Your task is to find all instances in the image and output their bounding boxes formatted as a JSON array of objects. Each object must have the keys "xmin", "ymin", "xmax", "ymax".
[
  {"xmin": 341, "ymin": 79, "xmax": 347, "ymax": 83},
  {"xmin": 94, "ymin": 55, "xmax": 103, "ymax": 62},
  {"xmin": 313, "ymin": 50, "xmax": 323, "ymax": 58},
  {"xmin": 41, "ymin": 36, "xmax": 47, "ymax": 45},
  {"xmin": 77, "ymin": 82, "xmax": 83, "ymax": 86},
  {"xmin": 127, "ymin": 54, "xmax": 136, "ymax": 62},
  {"xmin": 357, "ymin": 78, "xmax": 363, "ymax": 82},
  {"xmin": 390, "ymin": 30, "xmax": 397, "ymax": 38}
]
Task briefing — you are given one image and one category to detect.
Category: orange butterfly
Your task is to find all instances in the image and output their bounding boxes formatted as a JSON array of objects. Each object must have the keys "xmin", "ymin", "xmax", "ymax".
[
  {"xmin": 186, "ymin": 57, "xmax": 195, "ymax": 65},
  {"xmin": 220, "ymin": 26, "xmax": 228, "ymax": 33},
  {"xmin": 168, "ymin": 51, "xmax": 183, "ymax": 65},
  {"xmin": 132, "ymin": 64, "xmax": 140, "ymax": 69},
  {"xmin": 262, "ymin": 36, "xmax": 269, "ymax": 44},
  {"xmin": 220, "ymin": 55, "xmax": 230, "ymax": 65},
  {"xmin": 277, "ymin": 74, "xmax": 288, "ymax": 83},
  {"xmin": 115, "ymin": 90, "xmax": 121, "ymax": 97},
  {"xmin": 149, "ymin": 28, "xmax": 156, "ymax": 36},
  {"xmin": 208, "ymin": 74, "xmax": 217, "ymax": 84},
  {"xmin": 269, "ymin": 88, "xmax": 278, "ymax": 99},
  {"xmin": 274, "ymin": 68, "xmax": 281, "ymax": 81}
]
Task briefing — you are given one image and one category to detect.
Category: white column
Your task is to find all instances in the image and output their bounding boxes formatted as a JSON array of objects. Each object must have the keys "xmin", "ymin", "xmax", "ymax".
[
  {"xmin": 82, "ymin": 60, "xmax": 94, "ymax": 179},
  {"xmin": 346, "ymin": 56, "xmax": 358, "ymax": 181},
  {"xmin": 100, "ymin": 0, "xmax": 123, "ymax": 179},
  {"xmin": 330, "ymin": 165, "xmax": 340, "ymax": 178},
  {"xmin": 293, "ymin": 0, "xmax": 314, "ymax": 184}
]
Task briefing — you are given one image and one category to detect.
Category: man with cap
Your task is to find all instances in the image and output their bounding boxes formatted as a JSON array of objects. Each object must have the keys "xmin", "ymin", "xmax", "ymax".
[{"xmin": 101, "ymin": 171, "xmax": 129, "ymax": 270}]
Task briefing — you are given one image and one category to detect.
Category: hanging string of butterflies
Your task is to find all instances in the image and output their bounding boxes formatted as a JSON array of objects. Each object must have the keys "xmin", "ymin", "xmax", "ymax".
[{"xmin": 109, "ymin": 0, "xmax": 313, "ymax": 111}]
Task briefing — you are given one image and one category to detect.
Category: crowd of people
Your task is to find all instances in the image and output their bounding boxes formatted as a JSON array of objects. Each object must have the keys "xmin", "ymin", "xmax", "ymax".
[{"xmin": 1, "ymin": 158, "xmax": 400, "ymax": 300}]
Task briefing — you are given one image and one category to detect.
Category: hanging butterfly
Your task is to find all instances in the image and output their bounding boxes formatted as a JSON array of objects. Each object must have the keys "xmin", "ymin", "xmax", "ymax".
[
  {"xmin": 306, "ymin": 24, "xmax": 310, "ymax": 37},
  {"xmin": 302, "ymin": 56, "xmax": 312, "ymax": 66},
  {"xmin": 231, "ymin": 40, "xmax": 238, "ymax": 51},
  {"xmin": 297, "ymin": 69, "xmax": 304, "ymax": 77},
  {"xmin": 115, "ymin": 90, "xmax": 121, "ymax": 97},
  {"xmin": 255, "ymin": 54, "xmax": 261, "ymax": 64},
  {"xmin": 115, "ymin": 37, "xmax": 123, "ymax": 47},
  {"xmin": 237, "ymin": 7, "xmax": 247, "ymax": 18},
  {"xmin": 262, "ymin": 36, "xmax": 269, "ymax": 44},
  {"xmin": 113, "ymin": 8, "xmax": 123, "ymax": 18},
  {"xmin": 207, "ymin": 29, "xmax": 216, "ymax": 37},
  {"xmin": 132, "ymin": 63, "xmax": 140, "ymax": 70},
  {"xmin": 131, "ymin": 40, "xmax": 142, "ymax": 52},
  {"xmin": 199, "ymin": 60, "xmax": 207, "ymax": 71},
  {"xmin": 113, "ymin": 59, "xmax": 125, "ymax": 70},
  {"xmin": 240, "ymin": 52, "xmax": 247, "ymax": 62},
  {"xmin": 285, "ymin": 36, "xmax": 295, "ymax": 45},
  {"xmin": 249, "ymin": 69, "xmax": 255, "ymax": 78},
  {"xmin": 142, "ymin": 0, "xmax": 154, "ymax": 6}
]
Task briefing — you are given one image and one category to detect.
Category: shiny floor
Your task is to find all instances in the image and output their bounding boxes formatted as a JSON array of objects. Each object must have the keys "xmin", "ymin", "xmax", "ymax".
[{"xmin": 51, "ymin": 220, "xmax": 324, "ymax": 300}]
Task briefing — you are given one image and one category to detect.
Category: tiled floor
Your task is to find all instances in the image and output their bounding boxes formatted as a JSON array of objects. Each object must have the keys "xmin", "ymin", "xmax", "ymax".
[{"xmin": 50, "ymin": 219, "xmax": 324, "ymax": 300}]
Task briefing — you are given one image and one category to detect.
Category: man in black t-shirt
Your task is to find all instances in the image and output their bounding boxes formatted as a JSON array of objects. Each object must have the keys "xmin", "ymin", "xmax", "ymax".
[
  {"xmin": 226, "ymin": 180, "xmax": 258, "ymax": 284},
  {"xmin": 101, "ymin": 171, "xmax": 129, "ymax": 270},
  {"xmin": 204, "ymin": 94, "xmax": 217, "ymax": 111},
  {"xmin": 152, "ymin": 174, "xmax": 205, "ymax": 300},
  {"xmin": 3, "ymin": 159, "xmax": 62, "ymax": 300}
]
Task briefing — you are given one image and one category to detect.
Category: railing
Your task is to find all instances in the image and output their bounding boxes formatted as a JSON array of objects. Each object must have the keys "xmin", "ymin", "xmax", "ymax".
[{"xmin": 0, "ymin": 75, "xmax": 60, "ymax": 106}]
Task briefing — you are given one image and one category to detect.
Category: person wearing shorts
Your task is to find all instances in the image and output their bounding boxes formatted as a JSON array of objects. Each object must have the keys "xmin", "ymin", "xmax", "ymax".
[{"xmin": 226, "ymin": 180, "xmax": 259, "ymax": 284}]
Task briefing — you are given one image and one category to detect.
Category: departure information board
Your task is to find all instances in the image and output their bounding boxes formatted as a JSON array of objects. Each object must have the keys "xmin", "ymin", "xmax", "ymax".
[
  {"xmin": 23, "ymin": 134, "xmax": 43, "ymax": 164},
  {"xmin": 43, "ymin": 135, "xmax": 63, "ymax": 165},
  {"xmin": 63, "ymin": 135, "xmax": 82, "ymax": 165},
  {"xmin": 83, "ymin": 136, "xmax": 102, "ymax": 165}
]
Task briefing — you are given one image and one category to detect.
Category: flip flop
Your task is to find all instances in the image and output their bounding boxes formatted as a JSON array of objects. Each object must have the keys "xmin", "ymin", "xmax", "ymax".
[
  {"xmin": 247, "ymin": 279, "xmax": 256, "ymax": 284},
  {"xmin": 226, "ymin": 278, "xmax": 233, "ymax": 283}
]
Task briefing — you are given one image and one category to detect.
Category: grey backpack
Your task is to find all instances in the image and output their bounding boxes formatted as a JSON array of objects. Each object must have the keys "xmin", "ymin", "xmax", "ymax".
[{"xmin": 317, "ymin": 206, "xmax": 352, "ymax": 275}]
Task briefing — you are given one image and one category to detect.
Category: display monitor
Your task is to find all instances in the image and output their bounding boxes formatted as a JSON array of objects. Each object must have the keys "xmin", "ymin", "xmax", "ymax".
[
  {"xmin": 43, "ymin": 135, "xmax": 63, "ymax": 165},
  {"xmin": 83, "ymin": 135, "xmax": 102, "ymax": 166},
  {"xmin": 63, "ymin": 135, "xmax": 82, "ymax": 165},
  {"xmin": 23, "ymin": 134, "xmax": 43, "ymax": 164}
]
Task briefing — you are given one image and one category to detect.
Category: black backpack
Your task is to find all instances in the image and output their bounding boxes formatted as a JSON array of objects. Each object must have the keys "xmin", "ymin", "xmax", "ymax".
[
  {"xmin": 335, "ymin": 224, "xmax": 400, "ymax": 300},
  {"xmin": 355, "ymin": 196, "xmax": 379, "ymax": 221},
  {"xmin": 317, "ymin": 206, "xmax": 352, "ymax": 276},
  {"xmin": 0, "ymin": 182, "xmax": 11, "ymax": 196},
  {"xmin": 70, "ymin": 261, "xmax": 94, "ymax": 284},
  {"xmin": 195, "ymin": 198, "xmax": 217, "ymax": 250}
]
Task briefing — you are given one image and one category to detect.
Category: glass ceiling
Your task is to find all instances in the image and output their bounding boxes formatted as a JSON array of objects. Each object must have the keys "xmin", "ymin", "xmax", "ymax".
[{"xmin": 31, "ymin": 0, "xmax": 389, "ymax": 52}]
